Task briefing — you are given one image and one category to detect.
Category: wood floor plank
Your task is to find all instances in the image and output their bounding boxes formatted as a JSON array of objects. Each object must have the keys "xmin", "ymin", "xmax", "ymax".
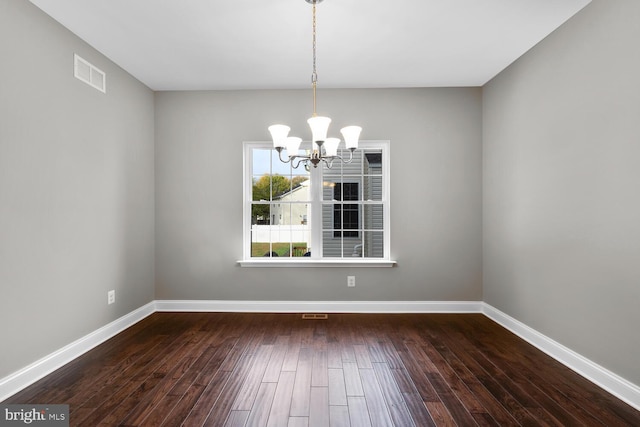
[
  {"xmin": 282, "ymin": 342, "xmax": 302, "ymax": 372},
  {"xmin": 3, "ymin": 313, "xmax": 638, "ymax": 427},
  {"xmin": 354, "ymin": 344, "xmax": 374, "ymax": 369},
  {"xmin": 393, "ymin": 342, "xmax": 440, "ymax": 402},
  {"xmin": 342, "ymin": 362, "xmax": 365, "ymax": 397},
  {"xmin": 263, "ymin": 343, "xmax": 288, "ymax": 383},
  {"xmin": 224, "ymin": 410, "xmax": 250, "ymax": 427},
  {"xmin": 347, "ymin": 396, "xmax": 373, "ymax": 427},
  {"xmin": 329, "ymin": 405, "xmax": 350, "ymax": 427},
  {"xmin": 328, "ymin": 368, "xmax": 348, "ymax": 406},
  {"xmin": 341, "ymin": 343, "xmax": 357, "ymax": 363},
  {"xmin": 365, "ymin": 341, "xmax": 388, "ymax": 364},
  {"xmin": 267, "ymin": 371, "xmax": 296, "ymax": 427},
  {"xmin": 327, "ymin": 342, "xmax": 343, "ymax": 369},
  {"xmin": 402, "ymin": 392, "xmax": 437, "ymax": 427},
  {"xmin": 378, "ymin": 341, "xmax": 405, "ymax": 370},
  {"xmin": 425, "ymin": 401, "xmax": 457, "ymax": 427},
  {"xmin": 288, "ymin": 416, "xmax": 309, "ymax": 427},
  {"xmin": 231, "ymin": 344, "xmax": 274, "ymax": 410},
  {"xmin": 309, "ymin": 387, "xmax": 330, "ymax": 427},
  {"xmin": 390, "ymin": 368, "xmax": 415, "ymax": 394},
  {"xmin": 359, "ymin": 368, "xmax": 394, "ymax": 427},
  {"xmin": 311, "ymin": 349, "xmax": 328, "ymax": 387},
  {"xmin": 245, "ymin": 382, "xmax": 277, "ymax": 426},
  {"xmin": 372, "ymin": 362, "xmax": 416, "ymax": 426},
  {"xmin": 290, "ymin": 347, "xmax": 313, "ymax": 416}
]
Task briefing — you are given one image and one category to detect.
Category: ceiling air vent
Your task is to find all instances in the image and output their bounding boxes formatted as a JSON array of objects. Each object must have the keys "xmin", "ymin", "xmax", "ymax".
[{"xmin": 74, "ymin": 54, "xmax": 106, "ymax": 93}]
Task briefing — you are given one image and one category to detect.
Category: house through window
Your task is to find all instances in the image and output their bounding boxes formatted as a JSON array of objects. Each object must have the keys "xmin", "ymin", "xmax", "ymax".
[{"xmin": 243, "ymin": 141, "xmax": 390, "ymax": 261}]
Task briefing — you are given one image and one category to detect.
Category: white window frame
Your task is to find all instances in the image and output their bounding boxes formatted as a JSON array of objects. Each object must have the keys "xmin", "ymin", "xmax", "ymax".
[{"xmin": 239, "ymin": 140, "xmax": 395, "ymax": 267}]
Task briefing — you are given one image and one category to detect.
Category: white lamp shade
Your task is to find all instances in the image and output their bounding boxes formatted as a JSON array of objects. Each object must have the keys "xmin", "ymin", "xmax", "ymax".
[
  {"xmin": 268, "ymin": 124, "xmax": 290, "ymax": 149},
  {"xmin": 285, "ymin": 137, "xmax": 302, "ymax": 155},
  {"xmin": 307, "ymin": 116, "xmax": 331, "ymax": 143},
  {"xmin": 341, "ymin": 125, "xmax": 362, "ymax": 149},
  {"xmin": 324, "ymin": 138, "xmax": 340, "ymax": 157}
]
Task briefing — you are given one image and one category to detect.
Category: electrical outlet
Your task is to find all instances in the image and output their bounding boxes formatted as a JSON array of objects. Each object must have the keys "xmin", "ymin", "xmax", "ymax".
[
  {"xmin": 347, "ymin": 276, "xmax": 356, "ymax": 287},
  {"xmin": 108, "ymin": 290, "xmax": 115, "ymax": 305}
]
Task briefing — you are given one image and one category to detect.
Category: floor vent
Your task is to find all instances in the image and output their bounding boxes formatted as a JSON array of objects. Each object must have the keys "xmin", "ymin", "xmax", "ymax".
[
  {"xmin": 302, "ymin": 313, "xmax": 328, "ymax": 320},
  {"xmin": 74, "ymin": 54, "xmax": 106, "ymax": 93}
]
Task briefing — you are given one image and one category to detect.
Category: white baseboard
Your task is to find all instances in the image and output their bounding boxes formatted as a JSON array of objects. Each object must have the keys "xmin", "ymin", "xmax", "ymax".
[
  {"xmin": 154, "ymin": 300, "xmax": 484, "ymax": 313},
  {"xmin": 482, "ymin": 303, "xmax": 640, "ymax": 411},
  {"xmin": 3, "ymin": 300, "xmax": 638, "ymax": 411},
  {"xmin": 0, "ymin": 302, "xmax": 156, "ymax": 402}
]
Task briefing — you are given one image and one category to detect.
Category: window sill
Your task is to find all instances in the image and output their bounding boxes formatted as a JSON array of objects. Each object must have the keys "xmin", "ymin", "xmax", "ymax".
[{"xmin": 237, "ymin": 259, "xmax": 397, "ymax": 268}]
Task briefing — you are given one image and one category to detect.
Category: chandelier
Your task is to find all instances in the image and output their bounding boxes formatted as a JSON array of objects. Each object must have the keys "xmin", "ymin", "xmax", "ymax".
[{"xmin": 268, "ymin": 0, "xmax": 362, "ymax": 169}]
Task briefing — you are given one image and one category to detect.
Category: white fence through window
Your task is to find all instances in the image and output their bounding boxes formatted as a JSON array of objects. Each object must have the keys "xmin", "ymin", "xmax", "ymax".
[{"xmin": 251, "ymin": 225, "xmax": 310, "ymax": 244}]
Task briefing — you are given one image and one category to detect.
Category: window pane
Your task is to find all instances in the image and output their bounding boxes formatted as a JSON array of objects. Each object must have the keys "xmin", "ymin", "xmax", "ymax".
[
  {"xmin": 322, "ymin": 230, "xmax": 364, "ymax": 258},
  {"xmin": 323, "ymin": 178, "xmax": 362, "ymax": 201},
  {"xmin": 251, "ymin": 203, "xmax": 310, "ymax": 257},
  {"xmin": 363, "ymin": 204, "xmax": 384, "ymax": 230},
  {"xmin": 363, "ymin": 149, "xmax": 383, "ymax": 175},
  {"xmin": 252, "ymin": 149, "xmax": 272, "ymax": 176},
  {"xmin": 322, "ymin": 230, "xmax": 340, "ymax": 257},
  {"xmin": 323, "ymin": 149, "xmax": 363, "ymax": 176},
  {"xmin": 251, "ymin": 202, "xmax": 270, "ymax": 225},
  {"xmin": 362, "ymin": 231, "xmax": 384, "ymax": 258},
  {"xmin": 322, "ymin": 203, "xmax": 333, "ymax": 231},
  {"xmin": 362, "ymin": 176, "xmax": 383, "ymax": 201},
  {"xmin": 252, "ymin": 147, "xmax": 311, "ymax": 201},
  {"xmin": 253, "ymin": 174, "xmax": 311, "ymax": 201}
]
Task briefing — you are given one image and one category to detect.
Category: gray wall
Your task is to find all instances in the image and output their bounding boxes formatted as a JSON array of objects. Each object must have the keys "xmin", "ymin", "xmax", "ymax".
[
  {"xmin": 483, "ymin": 0, "xmax": 640, "ymax": 384},
  {"xmin": 155, "ymin": 88, "xmax": 483, "ymax": 301},
  {"xmin": 0, "ymin": 0, "xmax": 155, "ymax": 378}
]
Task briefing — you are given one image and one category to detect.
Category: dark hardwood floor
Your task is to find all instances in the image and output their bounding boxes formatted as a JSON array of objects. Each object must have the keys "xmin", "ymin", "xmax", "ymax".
[{"xmin": 4, "ymin": 313, "xmax": 639, "ymax": 426}]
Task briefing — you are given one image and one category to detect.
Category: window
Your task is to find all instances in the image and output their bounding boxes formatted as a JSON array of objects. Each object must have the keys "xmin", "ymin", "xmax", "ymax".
[{"xmin": 242, "ymin": 140, "xmax": 391, "ymax": 265}]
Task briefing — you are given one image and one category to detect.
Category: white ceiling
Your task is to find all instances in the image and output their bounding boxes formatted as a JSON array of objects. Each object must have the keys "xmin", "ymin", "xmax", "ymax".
[{"xmin": 29, "ymin": 0, "xmax": 591, "ymax": 91}]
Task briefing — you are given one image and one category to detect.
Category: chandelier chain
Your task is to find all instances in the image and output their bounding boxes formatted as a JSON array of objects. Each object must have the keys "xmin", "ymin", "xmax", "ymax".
[
  {"xmin": 311, "ymin": 2, "xmax": 318, "ymax": 115},
  {"xmin": 312, "ymin": 3, "xmax": 317, "ymax": 83}
]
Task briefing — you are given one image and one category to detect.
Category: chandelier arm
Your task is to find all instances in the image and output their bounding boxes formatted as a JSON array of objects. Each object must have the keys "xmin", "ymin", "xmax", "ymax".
[
  {"xmin": 290, "ymin": 155, "xmax": 308, "ymax": 170},
  {"xmin": 340, "ymin": 149, "xmax": 356, "ymax": 164},
  {"xmin": 323, "ymin": 157, "xmax": 335, "ymax": 169},
  {"xmin": 276, "ymin": 148, "xmax": 292, "ymax": 164}
]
